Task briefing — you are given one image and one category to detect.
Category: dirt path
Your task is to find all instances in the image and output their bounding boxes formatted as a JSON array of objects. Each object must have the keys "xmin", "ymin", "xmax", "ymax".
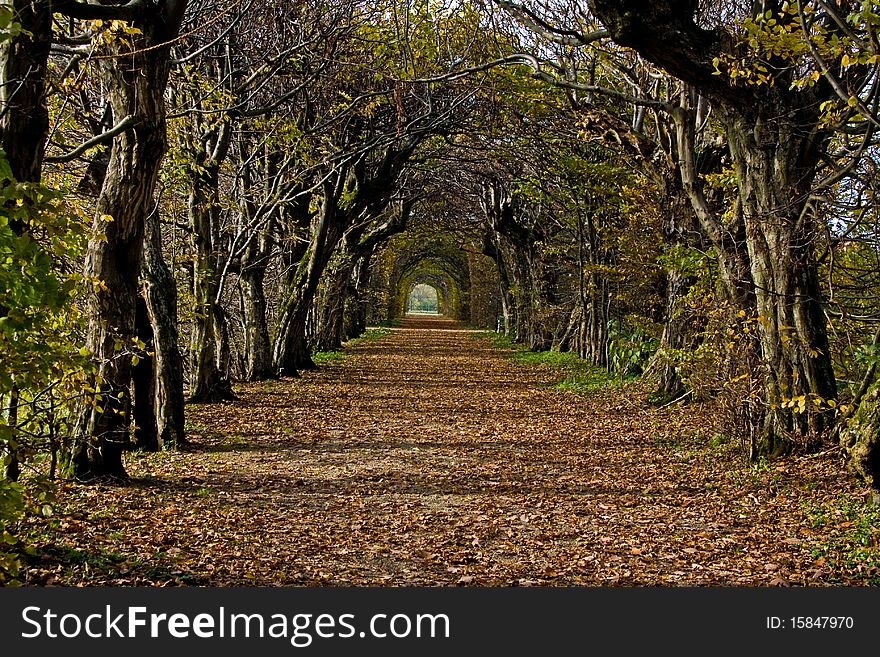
[{"xmin": 26, "ymin": 316, "xmax": 870, "ymax": 585}]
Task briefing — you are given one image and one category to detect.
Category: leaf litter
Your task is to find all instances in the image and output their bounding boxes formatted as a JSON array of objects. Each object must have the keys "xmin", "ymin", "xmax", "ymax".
[{"xmin": 21, "ymin": 316, "xmax": 880, "ymax": 586}]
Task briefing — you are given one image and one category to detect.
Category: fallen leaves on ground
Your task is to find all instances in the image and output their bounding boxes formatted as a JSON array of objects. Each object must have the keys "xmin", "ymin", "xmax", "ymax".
[{"xmin": 20, "ymin": 317, "xmax": 880, "ymax": 586}]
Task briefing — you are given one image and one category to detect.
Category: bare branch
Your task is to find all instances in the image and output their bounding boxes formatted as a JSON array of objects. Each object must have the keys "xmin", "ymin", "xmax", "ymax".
[{"xmin": 44, "ymin": 115, "xmax": 134, "ymax": 163}]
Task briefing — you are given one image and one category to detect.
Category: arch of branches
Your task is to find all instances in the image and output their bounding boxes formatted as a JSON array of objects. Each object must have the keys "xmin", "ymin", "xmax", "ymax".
[
  {"xmin": 392, "ymin": 257, "xmax": 468, "ymax": 321},
  {"xmin": 406, "ymin": 283, "xmax": 440, "ymax": 314},
  {"xmin": 383, "ymin": 238, "xmax": 472, "ymax": 323}
]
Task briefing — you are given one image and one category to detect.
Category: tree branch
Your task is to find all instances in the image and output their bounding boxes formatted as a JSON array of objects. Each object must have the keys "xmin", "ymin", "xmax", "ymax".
[
  {"xmin": 44, "ymin": 115, "xmax": 134, "ymax": 163},
  {"xmin": 587, "ymin": 0, "xmax": 743, "ymax": 107},
  {"xmin": 493, "ymin": 0, "xmax": 608, "ymax": 47}
]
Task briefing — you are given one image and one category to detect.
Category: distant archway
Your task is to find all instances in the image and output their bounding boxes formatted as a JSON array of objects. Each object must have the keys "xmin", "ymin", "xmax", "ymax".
[
  {"xmin": 383, "ymin": 236, "xmax": 471, "ymax": 322},
  {"xmin": 407, "ymin": 283, "xmax": 440, "ymax": 314},
  {"xmin": 365, "ymin": 229, "xmax": 502, "ymax": 328}
]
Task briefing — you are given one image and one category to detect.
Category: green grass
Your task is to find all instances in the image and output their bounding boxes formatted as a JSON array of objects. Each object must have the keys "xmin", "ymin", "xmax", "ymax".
[
  {"xmin": 478, "ymin": 332, "xmax": 626, "ymax": 393},
  {"xmin": 802, "ymin": 496, "xmax": 880, "ymax": 584},
  {"xmin": 476, "ymin": 331, "xmax": 517, "ymax": 350},
  {"xmin": 312, "ymin": 350, "xmax": 347, "ymax": 365},
  {"xmin": 512, "ymin": 347, "xmax": 626, "ymax": 392},
  {"xmin": 345, "ymin": 327, "xmax": 393, "ymax": 346}
]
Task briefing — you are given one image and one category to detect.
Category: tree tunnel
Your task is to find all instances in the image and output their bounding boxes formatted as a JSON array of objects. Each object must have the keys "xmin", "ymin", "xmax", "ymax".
[
  {"xmin": 387, "ymin": 242, "xmax": 471, "ymax": 322},
  {"xmin": 364, "ymin": 228, "xmax": 502, "ymax": 328}
]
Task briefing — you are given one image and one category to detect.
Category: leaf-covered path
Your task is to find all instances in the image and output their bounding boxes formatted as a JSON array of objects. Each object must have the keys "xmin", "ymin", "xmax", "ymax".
[{"xmin": 25, "ymin": 317, "xmax": 877, "ymax": 585}]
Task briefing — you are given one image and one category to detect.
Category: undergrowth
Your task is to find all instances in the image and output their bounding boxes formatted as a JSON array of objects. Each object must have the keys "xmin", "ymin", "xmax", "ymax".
[{"xmin": 802, "ymin": 496, "xmax": 880, "ymax": 585}]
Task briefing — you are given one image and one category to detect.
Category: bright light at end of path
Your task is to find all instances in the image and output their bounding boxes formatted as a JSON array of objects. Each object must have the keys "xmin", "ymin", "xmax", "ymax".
[{"xmin": 407, "ymin": 283, "xmax": 439, "ymax": 315}]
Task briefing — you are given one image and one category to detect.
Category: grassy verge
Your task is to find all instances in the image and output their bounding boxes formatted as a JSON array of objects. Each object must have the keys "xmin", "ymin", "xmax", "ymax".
[
  {"xmin": 313, "ymin": 328, "xmax": 396, "ymax": 365},
  {"xmin": 346, "ymin": 327, "xmax": 393, "ymax": 346},
  {"xmin": 312, "ymin": 350, "xmax": 347, "ymax": 366},
  {"xmin": 477, "ymin": 331, "xmax": 627, "ymax": 393},
  {"xmin": 802, "ymin": 496, "xmax": 880, "ymax": 584}
]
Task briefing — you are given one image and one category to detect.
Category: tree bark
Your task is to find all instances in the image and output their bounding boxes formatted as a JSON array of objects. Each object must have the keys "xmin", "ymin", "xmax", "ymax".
[
  {"xmin": 344, "ymin": 253, "xmax": 373, "ymax": 339},
  {"xmin": 63, "ymin": 4, "xmax": 181, "ymax": 479},
  {"xmin": 132, "ymin": 296, "xmax": 158, "ymax": 451},
  {"xmin": 840, "ymin": 382, "xmax": 880, "ymax": 490},
  {"xmin": 274, "ymin": 144, "xmax": 417, "ymax": 373},
  {"xmin": 723, "ymin": 106, "xmax": 836, "ymax": 449},
  {"xmin": 274, "ymin": 188, "xmax": 345, "ymax": 374},
  {"xmin": 481, "ymin": 232, "xmax": 512, "ymax": 335},
  {"xmin": 0, "ymin": 0, "xmax": 51, "ymax": 185},
  {"xmin": 142, "ymin": 208, "xmax": 186, "ymax": 448},
  {"xmin": 645, "ymin": 175, "xmax": 698, "ymax": 401},
  {"xmin": 314, "ymin": 202, "xmax": 410, "ymax": 350},
  {"xmin": 240, "ymin": 264, "xmax": 274, "ymax": 381},
  {"xmin": 313, "ymin": 254, "xmax": 353, "ymax": 353},
  {"xmin": 187, "ymin": 120, "xmax": 235, "ymax": 402}
]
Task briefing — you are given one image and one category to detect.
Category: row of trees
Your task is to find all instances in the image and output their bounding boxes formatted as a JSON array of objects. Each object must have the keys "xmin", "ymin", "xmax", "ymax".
[
  {"xmin": 1, "ymin": 0, "xmax": 504, "ymax": 485},
  {"xmin": 370, "ymin": 0, "xmax": 880, "ymax": 488},
  {"xmin": 469, "ymin": 0, "xmax": 880, "ymax": 485}
]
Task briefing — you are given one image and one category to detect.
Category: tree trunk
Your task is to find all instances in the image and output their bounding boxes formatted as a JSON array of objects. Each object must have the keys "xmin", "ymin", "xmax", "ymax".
[
  {"xmin": 344, "ymin": 254, "xmax": 372, "ymax": 339},
  {"xmin": 840, "ymin": 382, "xmax": 880, "ymax": 490},
  {"xmin": 188, "ymin": 292, "xmax": 236, "ymax": 401},
  {"xmin": 584, "ymin": 272, "xmax": 609, "ymax": 368},
  {"xmin": 241, "ymin": 265, "xmax": 274, "ymax": 381},
  {"xmin": 132, "ymin": 296, "xmax": 158, "ymax": 451},
  {"xmin": 0, "ymin": 5, "xmax": 49, "ymax": 479},
  {"xmin": 142, "ymin": 208, "xmax": 186, "ymax": 449},
  {"xmin": 187, "ymin": 120, "xmax": 235, "ymax": 402},
  {"xmin": 3, "ymin": 389, "xmax": 20, "ymax": 481},
  {"xmin": 588, "ymin": 0, "xmax": 838, "ymax": 453},
  {"xmin": 723, "ymin": 107, "xmax": 836, "ymax": 452},
  {"xmin": 274, "ymin": 300, "xmax": 316, "ymax": 374},
  {"xmin": 62, "ymin": 8, "xmax": 177, "ymax": 480},
  {"xmin": 274, "ymin": 191, "xmax": 346, "ymax": 374},
  {"xmin": 313, "ymin": 256, "xmax": 353, "ymax": 353},
  {"xmin": 0, "ymin": 0, "xmax": 50, "ymax": 185},
  {"xmin": 481, "ymin": 230, "xmax": 513, "ymax": 335},
  {"xmin": 345, "ymin": 268, "xmax": 363, "ymax": 340},
  {"xmin": 646, "ymin": 178, "xmax": 697, "ymax": 401}
]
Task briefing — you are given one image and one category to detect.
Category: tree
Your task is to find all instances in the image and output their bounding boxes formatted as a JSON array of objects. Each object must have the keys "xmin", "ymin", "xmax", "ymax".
[
  {"xmin": 312, "ymin": 199, "xmax": 412, "ymax": 352},
  {"xmin": 585, "ymin": 0, "xmax": 845, "ymax": 454},
  {"xmin": 62, "ymin": 1, "xmax": 187, "ymax": 479}
]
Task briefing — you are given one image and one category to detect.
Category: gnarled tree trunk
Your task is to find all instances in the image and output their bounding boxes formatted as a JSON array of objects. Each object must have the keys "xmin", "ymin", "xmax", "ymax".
[
  {"xmin": 723, "ymin": 107, "xmax": 836, "ymax": 449},
  {"xmin": 63, "ymin": 4, "xmax": 183, "ymax": 479},
  {"xmin": 590, "ymin": 0, "xmax": 837, "ymax": 455},
  {"xmin": 274, "ymin": 188, "xmax": 346, "ymax": 374}
]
